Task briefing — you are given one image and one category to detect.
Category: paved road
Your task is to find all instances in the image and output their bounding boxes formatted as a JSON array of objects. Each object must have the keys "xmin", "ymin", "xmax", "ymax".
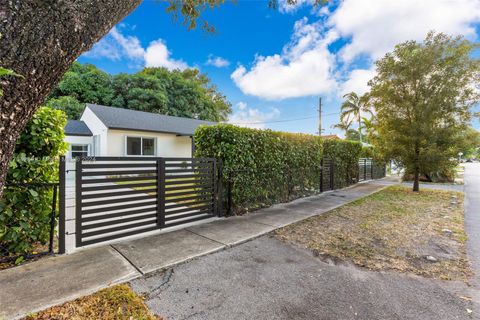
[
  {"xmin": 132, "ymin": 237, "xmax": 475, "ymax": 320},
  {"xmin": 464, "ymin": 164, "xmax": 480, "ymax": 290},
  {"xmin": 401, "ymin": 182, "xmax": 464, "ymax": 192}
]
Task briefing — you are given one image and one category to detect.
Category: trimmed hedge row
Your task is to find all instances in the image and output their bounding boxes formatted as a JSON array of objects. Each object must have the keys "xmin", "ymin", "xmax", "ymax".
[{"xmin": 194, "ymin": 124, "xmax": 363, "ymax": 214}]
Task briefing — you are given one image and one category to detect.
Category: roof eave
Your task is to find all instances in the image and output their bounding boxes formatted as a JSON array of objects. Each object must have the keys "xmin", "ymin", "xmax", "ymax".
[{"xmin": 108, "ymin": 126, "xmax": 194, "ymax": 137}]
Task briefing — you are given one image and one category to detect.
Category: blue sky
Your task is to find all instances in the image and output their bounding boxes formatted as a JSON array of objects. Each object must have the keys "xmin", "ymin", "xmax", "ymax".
[{"xmin": 79, "ymin": 0, "xmax": 480, "ymax": 135}]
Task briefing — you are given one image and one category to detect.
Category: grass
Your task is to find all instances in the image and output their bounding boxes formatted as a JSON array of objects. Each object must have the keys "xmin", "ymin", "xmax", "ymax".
[
  {"xmin": 275, "ymin": 185, "xmax": 471, "ymax": 282},
  {"xmin": 24, "ymin": 284, "xmax": 161, "ymax": 320}
]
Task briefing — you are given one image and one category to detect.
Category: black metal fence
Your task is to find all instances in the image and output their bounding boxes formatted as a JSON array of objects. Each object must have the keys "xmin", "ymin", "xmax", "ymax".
[
  {"xmin": 0, "ymin": 157, "xmax": 66, "ymax": 267},
  {"xmin": 1, "ymin": 183, "xmax": 58, "ymax": 264},
  {"xmin": 75, "ymin": 157, "xmax": 221, "ymax": 247},
  {"xmin": 224, "ymin": 157, "xmax": 386, "ymax": 214},
  {"xmin": 358, "ymin": 158, "xmax": 386, "ymax": 181}
]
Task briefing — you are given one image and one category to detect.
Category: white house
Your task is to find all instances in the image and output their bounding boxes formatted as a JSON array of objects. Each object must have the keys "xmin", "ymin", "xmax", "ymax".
[{"xmin": 64, "ymin": 104, "xmax": 216, "ymax": 160}]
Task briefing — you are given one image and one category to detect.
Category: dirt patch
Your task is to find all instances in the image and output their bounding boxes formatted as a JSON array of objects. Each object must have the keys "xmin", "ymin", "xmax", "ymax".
[
  {"xmin": 23, "ymin": 284, "xmax": 162, "ymax": 320},
  {"xmin": 275, "ymin": 186, "xmax": 471, "ymax": 282}
]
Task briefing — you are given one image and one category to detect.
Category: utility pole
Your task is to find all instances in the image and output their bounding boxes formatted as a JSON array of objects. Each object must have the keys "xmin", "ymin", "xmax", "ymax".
[{"xmin": 318, "ymin": 97, "xmax": 322, "ymax": 136}]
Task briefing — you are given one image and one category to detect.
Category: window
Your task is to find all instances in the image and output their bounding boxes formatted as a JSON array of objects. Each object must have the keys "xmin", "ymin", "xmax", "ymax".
[
  {"xmin": 126, "ymin": 137, "xmax": 155, "ymax": 156},
  {"xmin": 71, "ymin": 144, "xmax": 89, "ymax": 158}
]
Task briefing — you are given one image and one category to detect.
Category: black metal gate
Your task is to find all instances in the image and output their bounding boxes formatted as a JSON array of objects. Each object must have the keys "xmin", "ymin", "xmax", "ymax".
[
  {"xmin": 358, "ymin": 158, "xmax": 373, "ymax": 182},
  {"xmin": 75, "ymin": 157, "xmax": 220, "ymax": 247},
  {"xmin": 320, "ymin": 158, "xmax": 334, "ymax": 192}
]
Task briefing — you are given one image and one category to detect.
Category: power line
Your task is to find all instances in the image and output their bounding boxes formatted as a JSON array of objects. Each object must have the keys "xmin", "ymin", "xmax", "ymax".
[
  {"xmin": 227, "ymin": 115, "xmax": 318, "ymax": 125},
  {"xmin": 226, "ymin": 111, "xmax": 341, "ymax": 126}
]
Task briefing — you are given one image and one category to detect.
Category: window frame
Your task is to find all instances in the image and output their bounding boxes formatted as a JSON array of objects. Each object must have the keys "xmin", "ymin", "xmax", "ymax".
[
  {"xmin": 124, "ymin": 135, "xmax": 156, "ymax": 157},
  {"xmin": 70, "ymin": 144, "xmax": 90, "ymax": 158}
]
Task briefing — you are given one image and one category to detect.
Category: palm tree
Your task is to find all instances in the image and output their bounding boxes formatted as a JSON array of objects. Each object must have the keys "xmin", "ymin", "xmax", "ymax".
[{"xmin": 339, "ymin": 92, "xmax": 371, "ymax": 143}]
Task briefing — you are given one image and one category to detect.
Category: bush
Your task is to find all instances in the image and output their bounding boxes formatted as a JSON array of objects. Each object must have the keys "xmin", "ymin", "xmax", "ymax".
[
  {"xmin": 194, "ymin": 124, "xmax": 362, "ymax": 214},
  {"xmin": 0, "ymin": 107, "xmax": 67, "ymax": 256}
]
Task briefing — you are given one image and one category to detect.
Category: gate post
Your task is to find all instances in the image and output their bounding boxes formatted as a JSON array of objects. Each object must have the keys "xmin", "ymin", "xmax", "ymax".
[
  {"xmin": 75, "ymin": 158, "xmax": 82, "ymax": 248},
  {"xmin": 330, "ymin": 160, "xmax": 334, "ymax": 190},
  {"xmin": 156, "ymin": 158, "xmax": 166, "ymax": 228},
  {"xmin": 320, "ymin": 158, "xmax": 324, "ymax": 193},
  {"xmin": 216, "ymin": 159, "xmax": 224, "ymax": 217},
  {"xmin": 371, "ymin": 159, "xmax": 374, "ymax": 179},
  {"xmin": 364, "ymin": 158, "xmax": 367, "ymax": 180},
  {"xmin": 58, "ymin": 156, "xmax": 66, "ymax": 254}
]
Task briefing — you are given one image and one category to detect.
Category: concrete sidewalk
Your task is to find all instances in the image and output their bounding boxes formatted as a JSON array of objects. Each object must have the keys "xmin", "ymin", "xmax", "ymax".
[{"xmin": 0, "ymin": 179, "xmax": 395, "ymax": 319}]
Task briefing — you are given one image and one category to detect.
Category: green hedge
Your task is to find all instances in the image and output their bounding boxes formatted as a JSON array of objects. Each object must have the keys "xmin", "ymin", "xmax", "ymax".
[
  {"xmin": 194, "ymin": 124, "xmax": 362, "ymax": 214},
  {"xmin": 0, "ymin": 107, "xmax": 67, "ymax": 257}
]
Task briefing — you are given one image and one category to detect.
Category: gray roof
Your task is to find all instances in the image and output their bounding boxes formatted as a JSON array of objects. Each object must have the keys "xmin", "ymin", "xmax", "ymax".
[
  {"xmin": 64, "ymin": 120, "xmax": 92, "ymax": 136},
  {"xmin": 86, "ymin": 104, "xmax": 216, "ymax": 136}
]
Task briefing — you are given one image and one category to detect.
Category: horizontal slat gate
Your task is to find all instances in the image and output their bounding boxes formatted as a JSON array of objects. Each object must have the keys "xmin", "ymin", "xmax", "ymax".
[
  {"xmin": 320, "ymin": 158, "xmax": 334, "ymax": 192},
  {"xmin": 76, "ymin": 157, "xmax": 217, "ymax": 247}
]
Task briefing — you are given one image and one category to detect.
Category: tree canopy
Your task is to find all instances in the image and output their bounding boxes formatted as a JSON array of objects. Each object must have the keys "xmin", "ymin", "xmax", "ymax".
[
  {"xmin": 47, "ymin": 62, "xmax": 232, "ymax": 121},
  {"xmin": 367, "ymin": 32, "xmax": 480, "ymax": 191}
]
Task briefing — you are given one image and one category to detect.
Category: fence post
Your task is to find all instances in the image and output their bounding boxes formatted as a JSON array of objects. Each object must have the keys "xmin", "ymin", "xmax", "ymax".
[
  {"xmin": 75, "ymin": 158, "xmax": 82, "ymax": 248},
  {"xmin": 58, "ymin": 156, "xmax": 66, "ymax": 254},
  {"xmin": 157, "ymin": 158, "xmax": 165, "ymax": 228},
  {"xmin": 48, "ymin": 184, "xmax": 58, "ymax": 254},
  {"xmin": 320, "ymin": 158, "xmax": 324, "ymax": 193},
  {"xmin": 226, "ymin": 175, "xmax": 233, "ymax": 216},
  {"xmin": 364, "ymin": 158, "xmax": 367, "ymax": 181},
  {"xmin": 330, "ymin": 160, "xmax": 334, "ymax": 190},
  {"xmin": 216, "ymin": 159, "xmax": 224, "ymax": 217},
  {"xmin": 370, "ymin": 159, "xmax": 375, "ymax": 180}
]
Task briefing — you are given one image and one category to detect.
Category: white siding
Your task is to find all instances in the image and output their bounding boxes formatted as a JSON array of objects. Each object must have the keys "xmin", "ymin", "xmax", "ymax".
[
  {"xmin": 64, "ymin": 135, "xmax": 93, "ymax": 181},
  {"xmin": 80, "ymin": 107, "xmax": 108, "ymax": 155},
  {"xmin": 107, "ymin": 129, "xmax": 192, "ymax": 157}
]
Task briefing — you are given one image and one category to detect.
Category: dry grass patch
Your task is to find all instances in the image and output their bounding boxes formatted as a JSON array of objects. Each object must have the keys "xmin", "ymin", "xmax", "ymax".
[
  {"xmin": 24, "ymin": 284, "xmax": 161, "ymax": 320},
  {"xmin": 275, "ymin": 185, "xmax": 471, "ymax": 281}
]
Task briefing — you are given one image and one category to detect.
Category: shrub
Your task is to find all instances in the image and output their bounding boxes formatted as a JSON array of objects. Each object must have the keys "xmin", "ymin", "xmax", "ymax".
[
  {"xmin": 0, "ymin": 107, "xmax": 67, "ymax": 256},
  {"xmin": 194, "ymin": 124, "xmax": 362, "ymax": 214}
]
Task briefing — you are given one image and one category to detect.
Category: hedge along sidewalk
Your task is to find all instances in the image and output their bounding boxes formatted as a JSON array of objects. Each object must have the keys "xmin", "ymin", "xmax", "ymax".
[
  {"xmin": 0, "ymin": 179, "xmax": 395, "ymax": 320},
  {"xmin": 194, "ymin": 124, "xmax": 369, "ymax": 215}
]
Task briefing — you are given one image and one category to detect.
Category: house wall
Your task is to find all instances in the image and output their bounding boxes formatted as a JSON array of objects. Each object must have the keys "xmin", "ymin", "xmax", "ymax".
[
  {"xmin": 107, "ymin": 129, "xmax": 193, "ymax": 157},
  {"xmin": 64, "ymin": 135, "xmax": 93, "ymax": 181},
  {"xmin": 80, "ymin": 107, "xmax": 108, "ymax": 155}
]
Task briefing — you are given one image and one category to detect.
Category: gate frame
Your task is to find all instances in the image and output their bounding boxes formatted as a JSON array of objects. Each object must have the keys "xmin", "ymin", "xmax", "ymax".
[{"xmin": 73, "ymin": 156, "xmax": 221, "ymax": 248}]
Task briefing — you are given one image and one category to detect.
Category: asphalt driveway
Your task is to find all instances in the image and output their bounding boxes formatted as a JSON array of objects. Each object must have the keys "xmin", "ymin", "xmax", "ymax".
[{"xmin": 131, "ymin": 236, "xmax": 475, "ymax": 320}]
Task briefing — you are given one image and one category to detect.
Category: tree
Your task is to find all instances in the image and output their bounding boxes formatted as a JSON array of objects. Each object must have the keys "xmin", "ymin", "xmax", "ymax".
[
  {"xmin": 46, "ymin": 96, "xmax": 85, "ymax": 120},
  {"xmin": 48, "ymin": 63, "xmax": 232, "ymax": 121},
  {"xmin": 338, "ymin": 92, "xmax": 371, "ymax": 143},
  {"xmin": 456, "ymin": 127, "xmax": 480, "ymax": 160},
  {"xmin": 49, "ymin": 62, "xmax": 114, "ymax": 105},
  {"xmin": 0, "ymin": 0, "xmax": 324, "ymax": 194},
  {"xmin": 368, "ymin": 32, "xmax": 480, "ymax": 191},
  {"xmin": 0, "ymin": 0, "xmax": 229, "ymax": 194}
]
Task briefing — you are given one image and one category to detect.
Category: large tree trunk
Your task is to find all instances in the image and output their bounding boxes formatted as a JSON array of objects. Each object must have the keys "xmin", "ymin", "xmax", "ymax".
[{"xmin": 0, "ymin": 0, "xmax": 142, "ymax": 195}]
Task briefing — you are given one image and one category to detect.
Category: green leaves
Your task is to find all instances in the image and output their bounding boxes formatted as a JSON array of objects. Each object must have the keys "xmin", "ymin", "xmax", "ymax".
[
  {"xmin": 1, "ymin": 107, "xmax": 67, "ymax": 257},
  {"xmin": 47, "ymin": 62, "xmax": 232, "ymax": 121},
  {"xmin": 194, "ymin": 124, "xmax": 363, "ymax": 214},
  {"xmin": 368, "ymin": 32, "xmax": 480, "ymax": 182}
]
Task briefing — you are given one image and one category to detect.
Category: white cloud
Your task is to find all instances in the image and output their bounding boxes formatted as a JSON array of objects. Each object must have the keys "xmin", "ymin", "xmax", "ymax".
[
  {"xmin": 341, "ymin": 68, "xmax": 376, "ymax": 96},
  {"xmin": 228, "ymin": 102, "xmax": 280, "ymax": 129},
  {"xmin": 236, "ymin": 101, "xmax": 247, "ymax": 110},
  {"xmin": 110, "ymin": 27, "xmax": 145, "ymax": 60},
  {"xmin": 233, "ymin": 0, "xmax": 480, "ymax": 100},
  {"xmin": 329, "ymin": 0, "xmax": 480, "ymax": 63},
  {"xmin": 83, "ymin": 38, "xmax": 122, "ymax": 61},
  {"xmin": 278, "ymin": 0, "xmax": 315, "ymax": 13},
  {"xmin": 144, "ymin": 40, "xmax": 188, "ymax": 70},
  {"xmin": 205, "ymin": 55, "xmax": 230, "ymax": 68},
  {"xmin": 231, "ymin": 18, "xmax": 338, "ymax": 100},
  {"xmin": 83, "ymin": 26, "xmax": 188, "ymax": 70}
]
